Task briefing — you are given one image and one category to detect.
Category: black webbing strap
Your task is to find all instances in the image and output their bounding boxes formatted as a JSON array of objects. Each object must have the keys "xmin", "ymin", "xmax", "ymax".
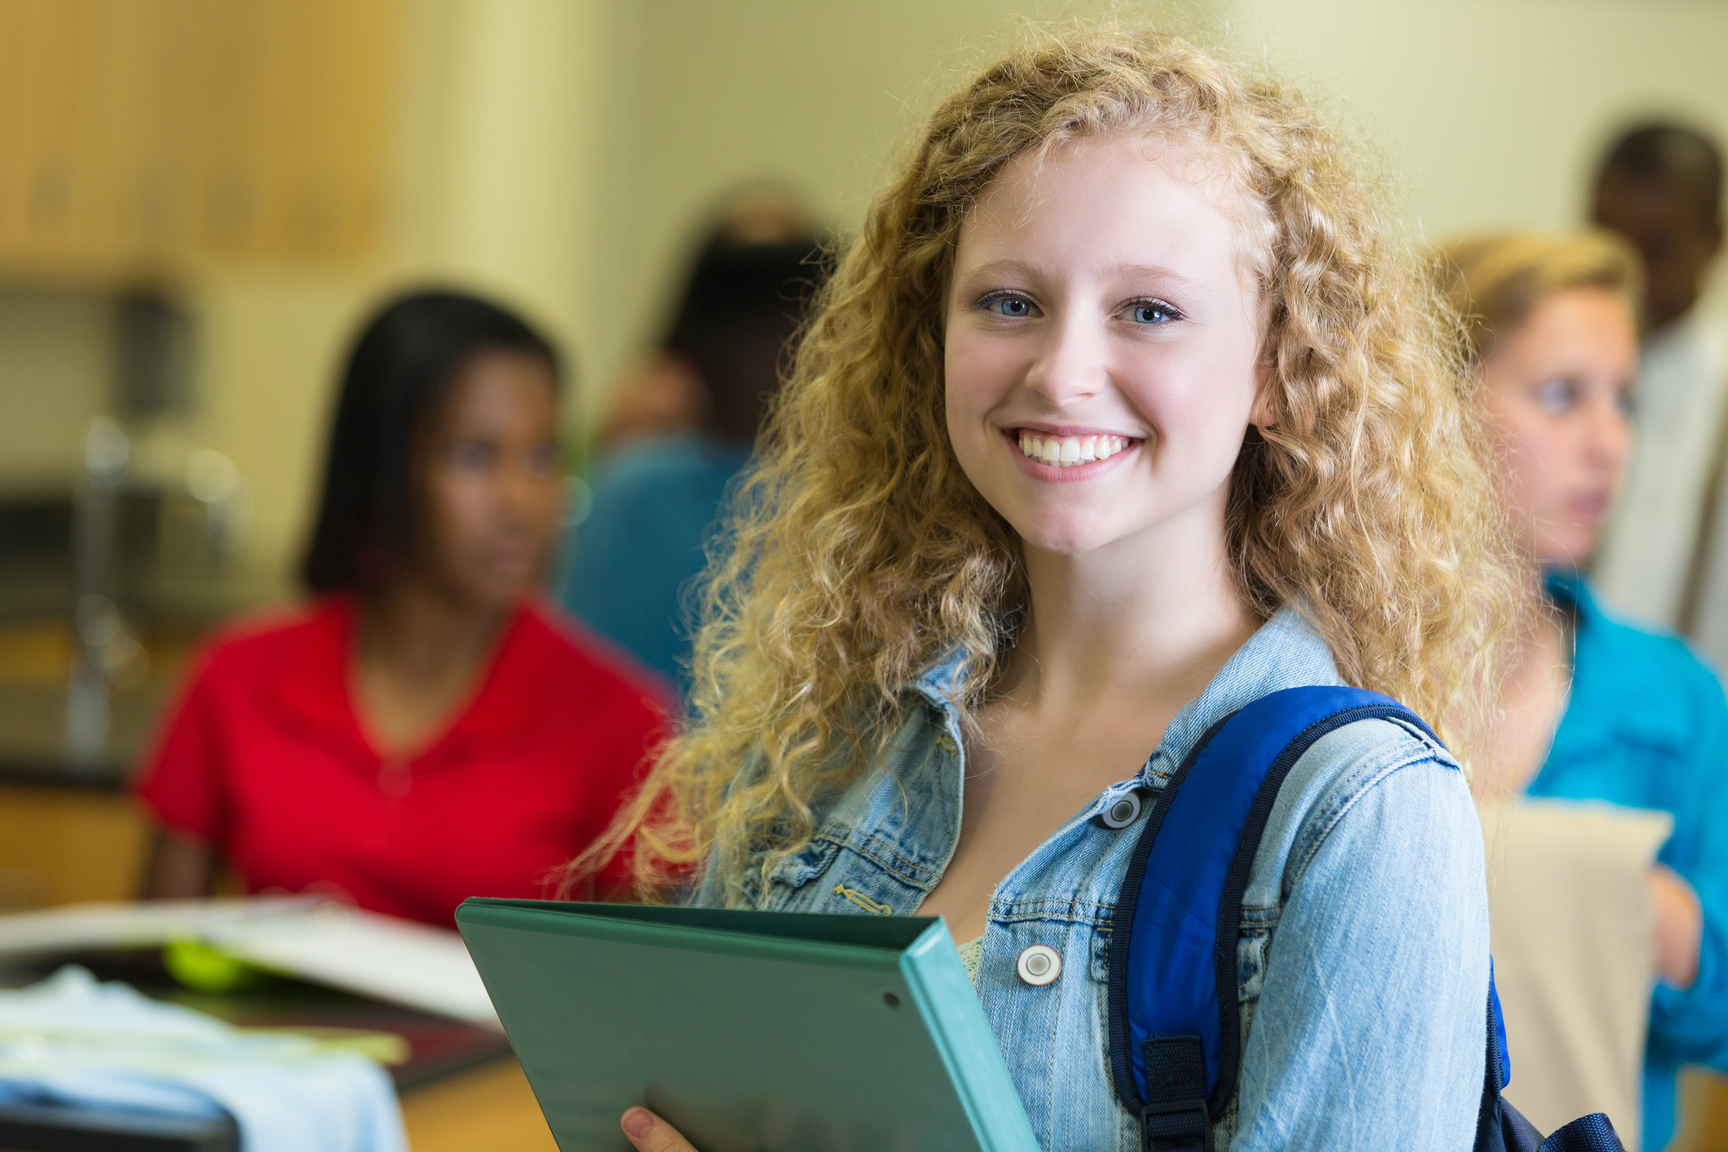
[{"xmin": 1140, "ymin": 1035, "xmax": 1210, "ymax": 1151}]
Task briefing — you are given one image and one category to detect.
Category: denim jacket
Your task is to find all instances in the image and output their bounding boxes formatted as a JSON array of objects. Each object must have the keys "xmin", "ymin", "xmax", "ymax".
[{"xmin": 694, "ymin": 607, "xmax": 1490, "ymax": 1151}]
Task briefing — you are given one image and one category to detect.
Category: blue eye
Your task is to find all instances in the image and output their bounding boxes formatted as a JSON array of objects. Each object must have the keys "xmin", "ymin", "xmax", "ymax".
[
  {"xmin": 980, "ymin": 293, "xmax": 1036, "ymax": 318},
  {"xmin": 1616, "ymin": 385, "xmax": 1636, "ymax": 420},
  {"xmin": 1129, "ymin": 301, "xmax": 1180, "ymax": 325},
  {"xmin": 1535, "ymin": 378, "xmax": 1579, "ymax": 414}
]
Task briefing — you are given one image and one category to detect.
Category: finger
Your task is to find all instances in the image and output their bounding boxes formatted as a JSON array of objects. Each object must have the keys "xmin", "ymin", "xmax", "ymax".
[{"xmin": 620, "ymin": 1107, "xmax": 699, "ymax": 1152}]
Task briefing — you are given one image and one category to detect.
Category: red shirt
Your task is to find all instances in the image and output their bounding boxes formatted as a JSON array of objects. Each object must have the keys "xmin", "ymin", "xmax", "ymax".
[{"xmin": 135, "ymin": 597, "xmax": 669, "ymax": 927}]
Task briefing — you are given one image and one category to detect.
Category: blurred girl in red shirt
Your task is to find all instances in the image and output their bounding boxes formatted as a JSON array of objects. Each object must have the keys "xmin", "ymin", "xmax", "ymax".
[{"xmin": 136, "ymin": 291, "xmax": 669, "ymax": 926}]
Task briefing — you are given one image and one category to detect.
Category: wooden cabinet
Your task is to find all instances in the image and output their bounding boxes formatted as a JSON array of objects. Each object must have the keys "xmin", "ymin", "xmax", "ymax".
[
  {"xmin": 0, "ymin": 783, "xmax": 146, "ymax": 907},
  {"xmin": 0, "ymin": 0, "xmax": 397, "ymax": 279}
]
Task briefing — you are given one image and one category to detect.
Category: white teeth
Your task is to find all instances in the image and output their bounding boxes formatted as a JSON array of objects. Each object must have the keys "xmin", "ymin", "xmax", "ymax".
[{"xmin": 1016, "ymin": 432, "xmax": 1130, "ymax": 468}]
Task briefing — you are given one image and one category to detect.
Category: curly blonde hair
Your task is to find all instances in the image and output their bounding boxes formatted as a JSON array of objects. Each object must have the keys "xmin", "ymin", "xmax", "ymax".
[{"xmin": 580, "ymin": 26, "xmax": 1522, "ymax": 902}]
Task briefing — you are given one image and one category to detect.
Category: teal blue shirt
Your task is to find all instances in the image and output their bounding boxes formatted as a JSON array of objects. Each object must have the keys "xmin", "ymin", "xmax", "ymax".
[
  {"xmin": 556, "ymin": 435, "xmax": 751, "ymax": 700},
  {"xmin": 1538, "ymin": 571, "xmax": 1728, "ymax": 1151}
]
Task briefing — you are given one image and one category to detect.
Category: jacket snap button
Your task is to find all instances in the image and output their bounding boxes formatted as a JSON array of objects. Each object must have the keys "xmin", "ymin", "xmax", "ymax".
[
  {"xmin": 1016, "ymin": 944, "xmax": 1062, "ymax": 986},
  {"xmin": 1101, "ymin": 791, "xmax": 1141, "ymax": 829}
]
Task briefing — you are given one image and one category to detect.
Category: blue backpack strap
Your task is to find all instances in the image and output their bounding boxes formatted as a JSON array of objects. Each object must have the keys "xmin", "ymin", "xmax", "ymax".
[{"xmin": 1107, "ymin": 685, "xmax": 1431, "ymax": 1149}]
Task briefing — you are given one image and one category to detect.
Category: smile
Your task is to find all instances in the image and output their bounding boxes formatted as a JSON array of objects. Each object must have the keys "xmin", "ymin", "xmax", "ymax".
[{"xmin": 1014, "ymin": 431, "xmax": 1133, "ymax": 468}]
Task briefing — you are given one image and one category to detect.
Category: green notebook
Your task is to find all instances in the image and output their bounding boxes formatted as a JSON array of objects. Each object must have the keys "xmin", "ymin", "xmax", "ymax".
[{"xmin": 455, "ymin": 898, "xmax": 1040, "ymax": 1152}]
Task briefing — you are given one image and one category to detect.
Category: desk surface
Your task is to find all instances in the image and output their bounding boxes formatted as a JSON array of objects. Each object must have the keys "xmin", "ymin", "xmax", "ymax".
[{"xmin": 401, "ymin": 1058, "xmax": 556, "ymax": 1152}]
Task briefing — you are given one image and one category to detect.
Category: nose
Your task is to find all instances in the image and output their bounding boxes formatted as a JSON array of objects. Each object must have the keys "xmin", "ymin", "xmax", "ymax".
[
  {"xmin": 497, "ymin": 455, "xmax": 552, "ymax": 526},
  {"xmin": 1582, "ymin": 391, "xmax": 1632, "ymax": 477},
  {"xmin": 1022, "ymin": 310, "xmax": 1108, "ymax": 407}
]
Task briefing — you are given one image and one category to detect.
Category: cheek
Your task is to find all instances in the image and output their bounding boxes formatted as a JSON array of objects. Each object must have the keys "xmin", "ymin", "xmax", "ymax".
[
  {"xmin": 1124, "ymin": 343, "xmax": 1257, "ymax": 459},
  {"xmin": 1494, "ymin": 415, "xmax": 1567, "ymax": 510},
  {"xmin": 423, "ymin": 473, "xmax": 489, "ymax": 550},
  {"xmin": 527, "ymin": 479, "xmax": 565, "ymax": 534},
  {"xmin": 943, "ymin": 334, "xmax": 1002, "ymax": 451}
]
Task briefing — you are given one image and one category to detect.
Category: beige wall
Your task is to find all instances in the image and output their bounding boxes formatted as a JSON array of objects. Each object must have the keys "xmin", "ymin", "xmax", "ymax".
[{"xmin": 1220, "ymin": 0, "xmax": 1728, "ymax": 242}]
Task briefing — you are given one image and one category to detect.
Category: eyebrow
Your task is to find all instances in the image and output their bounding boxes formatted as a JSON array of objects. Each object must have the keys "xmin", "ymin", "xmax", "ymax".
[{"xmin": 952, "ymin": 258, "xmax": 1212, "ymax": 298}]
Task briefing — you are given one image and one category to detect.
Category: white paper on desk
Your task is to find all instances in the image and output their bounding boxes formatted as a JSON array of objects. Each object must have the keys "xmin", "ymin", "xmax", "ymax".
[
  {"xmin": 0, "ymin": 897, "xmax": 319, "ymax": 955},
  {"xmin": 0, "ymin": 898, "xmax": 499, "ymax": 1029},
  {"xmin": 208, "ymin": 904, "xmax": 500, "ymax": 1029},
  {"xmin": 1479, "ymin": 798, "xmax": 1673, "ymax": 1152}
]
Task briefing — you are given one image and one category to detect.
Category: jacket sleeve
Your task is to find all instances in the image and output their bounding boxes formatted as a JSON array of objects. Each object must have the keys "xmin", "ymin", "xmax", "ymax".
[
  {"xmin": 1231, "ymin": 753, "xmax": 1489, "ymax": 1151},
  {"xmin": 1648, "ymin": 657, "xmax": 1728, "ymax": 1065}
]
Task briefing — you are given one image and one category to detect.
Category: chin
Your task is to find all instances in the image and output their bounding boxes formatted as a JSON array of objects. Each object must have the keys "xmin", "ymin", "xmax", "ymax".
[
  {"xmin": 1006, "ymin": 511, "xmax": 1117, "ymax": 557},
  {"xmin": 452, "ymin": 578, "xmax": 527, "ymax": 615},
  {"xmin": 1536, "ymin": 538, "xmax": 1595, "ymax": 571}
]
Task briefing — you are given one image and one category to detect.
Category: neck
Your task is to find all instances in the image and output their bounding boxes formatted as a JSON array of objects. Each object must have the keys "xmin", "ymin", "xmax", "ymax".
[
  {"xmin": 358, "ymin": 574, "xmax": 510, "ymax": 687},
  {"xmin": 1006, "ymin": 502, "xmax": 1257, "ymax": 712}
]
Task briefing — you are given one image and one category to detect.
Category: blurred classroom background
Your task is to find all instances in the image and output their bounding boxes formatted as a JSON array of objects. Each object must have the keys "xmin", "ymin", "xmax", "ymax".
[{"xmin": 0, "ymin": 0, "xmax": 1725, "ymax": 1148}]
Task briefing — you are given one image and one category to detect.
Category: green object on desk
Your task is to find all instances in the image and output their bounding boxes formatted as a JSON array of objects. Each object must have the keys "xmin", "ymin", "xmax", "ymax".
[
  {"xmin": 455, "ymin": 898, "xmax": 1040, "ymax": 1152},
  {"xmin": 163, "ymin": 938, "xmax": 265, "ymax": 994}
]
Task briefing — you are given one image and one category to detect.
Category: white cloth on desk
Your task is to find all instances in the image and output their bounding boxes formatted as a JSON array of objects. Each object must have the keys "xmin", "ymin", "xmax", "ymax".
[
  {"xmin": 1595, "ymin": 310, "xmax": 1728, "ymax": 644},
  {"xmin": 0, "ymin": 966, "xmax": 408, "ymax": 1152},
  {"xmin": 1479, "ymin": 799, "xmax": 1673, "ymax": 1151}
]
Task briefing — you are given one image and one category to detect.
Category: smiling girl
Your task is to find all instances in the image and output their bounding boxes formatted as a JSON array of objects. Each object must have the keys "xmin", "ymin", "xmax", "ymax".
[{"xmin": 594, "ymin": 28, "xmax": 1521, "ymax": 1151}]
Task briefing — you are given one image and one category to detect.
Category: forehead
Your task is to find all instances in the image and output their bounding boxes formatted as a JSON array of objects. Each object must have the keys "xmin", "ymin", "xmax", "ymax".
[
  {"xmin": 956, "ymin": 133, "xmax": 1262, "ymax": 279},
  {"xmin": 1496, "ymin": 287, "xmax": 1637, "ymax": 369},
  {"xmin": 428, "ymin": 350, "xmax": 557, "ymax": 430}
]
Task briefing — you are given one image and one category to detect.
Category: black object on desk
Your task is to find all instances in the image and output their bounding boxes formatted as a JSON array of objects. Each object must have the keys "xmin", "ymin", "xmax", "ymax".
[
  {"xmin": 0, "ymin": 947, "xmax": 512, "ymax": 1151},
  {"xmin": 0, "ymin": 1102, "xmax": 241, "ymax": 1152}
]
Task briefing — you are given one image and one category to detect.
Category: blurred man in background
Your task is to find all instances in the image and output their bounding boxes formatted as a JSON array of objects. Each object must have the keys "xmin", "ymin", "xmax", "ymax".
[
  {"xmin": 557, "ymin": 193, "xmax": 828, "ymax": 699},
  {"xmin": 1590, "ymin": 123, "xmax": 1728, "ymax": 667}
]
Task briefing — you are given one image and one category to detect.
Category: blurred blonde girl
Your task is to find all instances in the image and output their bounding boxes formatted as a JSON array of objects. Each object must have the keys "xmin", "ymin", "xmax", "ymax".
[{"xmin": 1440, "ymin": 231, "xmax": 1728, "ymax": 1152}]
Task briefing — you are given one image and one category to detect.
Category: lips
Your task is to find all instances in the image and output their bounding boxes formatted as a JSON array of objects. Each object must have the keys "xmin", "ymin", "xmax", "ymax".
[{"xmin": 1569, "ymin": 491, "xmax": 1612, "ymax": 520}]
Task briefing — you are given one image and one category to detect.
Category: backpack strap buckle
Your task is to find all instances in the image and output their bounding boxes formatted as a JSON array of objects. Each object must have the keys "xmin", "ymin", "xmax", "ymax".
[
  {"xmin": 1140, "ymin": 1035, "xmax": 1211, "ymax": 1151},
  {"xmin": 1140, "ymin": 1098, "xmax": 1211, "ymax": 1151}
]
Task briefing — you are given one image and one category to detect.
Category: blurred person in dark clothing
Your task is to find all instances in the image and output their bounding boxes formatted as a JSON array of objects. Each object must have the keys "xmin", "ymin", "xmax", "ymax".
[
  {"xmin": 138, "ymin": 291, "xmax": 669, "ymax": 926},
  {"xmin": 557, "ymin": 196, "xmax": 828, "ymax": 698},
  {"xmin": 1589, "ymin": 123, "xmax": 1728, "ymax": 659}
]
